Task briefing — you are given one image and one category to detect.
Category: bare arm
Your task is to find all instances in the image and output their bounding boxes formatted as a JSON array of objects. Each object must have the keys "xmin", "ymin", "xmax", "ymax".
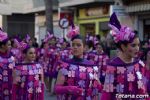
[
  {"xmin": 41, "ymin": 69, "xmax": 44, "ymax": 83},
  {"xmin": 56, "ymin": 70, "xmax": 65, "ymax": 85}
]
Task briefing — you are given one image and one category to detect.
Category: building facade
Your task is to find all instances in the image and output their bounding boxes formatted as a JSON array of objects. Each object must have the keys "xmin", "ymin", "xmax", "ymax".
[
  {"xmin": 59, "ymin": 0, "xmax": 114, "ymax": 37},
  {"xmin": 122, "ymin": 0, "xmax": 150, "ymax": 41},
  {"xmin": 0, "ymin": 0, "xmax": 60, "ymax": 44}
]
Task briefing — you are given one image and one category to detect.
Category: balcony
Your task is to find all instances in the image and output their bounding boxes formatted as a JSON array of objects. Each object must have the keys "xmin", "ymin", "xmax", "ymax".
[
  {"xmin": 59, "ymin": 0, "xmax": 114, "ymax": 7},
  {"xmin": 10, "ymin": 0, "xmax": 58, "ymax": 14}
]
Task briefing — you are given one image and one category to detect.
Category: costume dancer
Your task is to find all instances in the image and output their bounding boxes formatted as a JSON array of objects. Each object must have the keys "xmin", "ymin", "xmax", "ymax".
[
  {"xmin": 0, "ymin": 29, "xmax": 15, "ymax": 100},
  {"xmin": 54, "ymin": 24, "xmax": 102, "ymax": 100},
  {"xmin": 101, "ymin": 13, "xmax": 148, "ymax": 100},
  {"xmin": 13, "ymin": 43, "xmax": 44, "ymax": 100}
]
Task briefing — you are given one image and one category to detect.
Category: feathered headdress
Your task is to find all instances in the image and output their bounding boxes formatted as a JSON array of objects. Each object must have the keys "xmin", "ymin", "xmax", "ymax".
[
  {"xmin": 25, "ymin": 34, "xmax": 31, "ymax": 43},
  {"xmin": 67, "ymin": 20, "xmax": 80, "ymax": 39},
  {"xmin": 0, "ymin": 28, "xmax": 8, "ymax": 42},
  {"xmin": 108, "ymin": 13, "xmax": 135, "ymax": 43},
  {"xmin": 20, "ymin": 41, "xmax": 28, "ymax": 51},
  {"xmin": 43, "ymin": 31, "xmax": 54, "ymax": 42},
  {"xmin": 14, "ymin": 38, "xmax": 20, "ymax": 48}
]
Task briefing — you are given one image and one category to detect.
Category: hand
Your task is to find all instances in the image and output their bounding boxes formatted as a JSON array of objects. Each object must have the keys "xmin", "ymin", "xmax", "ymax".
[{"xmin": 68, "ymin": 86, "xmax": 83, "ymax": 95}]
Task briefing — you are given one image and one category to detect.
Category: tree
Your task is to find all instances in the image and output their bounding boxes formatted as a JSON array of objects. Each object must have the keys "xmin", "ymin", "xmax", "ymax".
[{"xmin": 44, "ymin": 0, "xmax": 53, "ymax": 33}]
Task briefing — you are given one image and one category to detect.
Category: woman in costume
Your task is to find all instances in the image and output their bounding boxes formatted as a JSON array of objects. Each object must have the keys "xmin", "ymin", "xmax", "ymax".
[
  {"xmin": 0, "ymin": 29, "xmax": 15, "ymax": 100},
  {"xmin": 101, "ymin": 13, "xmax": 148, "ymax": 100},
  {"xmin": 13, "ymin": 43, "xmax": 44, "ymax": 100},
  {"xmin": 54, "ymin": 24, "xmax": 102, "ymax": 100},
  {"xmin": 11, "ymin": 38, "xmax": 22, "ymax": 63},
  {"xmin": 93, "ymin": 42, "xmax": 109, "ymax": 84}
]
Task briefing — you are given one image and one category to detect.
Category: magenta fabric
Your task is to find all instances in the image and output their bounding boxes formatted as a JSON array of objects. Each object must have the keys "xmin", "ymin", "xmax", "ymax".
[
  {"xmin": 101, "ymin": 57, "xmax": 148, "ymax": 100},
  {"xmin": 0, "ymin": 54, "xmax": 15, "ymax": 100},
  {"xmin": 55, "ymin": 57, "xmax": 101, "ymax": 100},
  {"xmin": 13, "ymin": 63, "xmax": 44, "ymax": 100}
]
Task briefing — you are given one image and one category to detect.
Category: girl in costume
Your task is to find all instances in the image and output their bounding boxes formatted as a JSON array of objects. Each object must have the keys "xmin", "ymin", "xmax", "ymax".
[
  {"xmin": 13, "ymin": 43, "xmax": 44, "ymax": 100},
  {"xmin": 58, "ymin": 38, "xmax": 72, "ymax": 60},
  {"xmin": 93, "ymin": 42, "xmax": 109, "ymax": 84},
  {"xmin": 11, "ymin": 38, "xmax": 22, "ymax": 63},
  {"xmin": 38, "ymin": 33, "xmax": 56, "ymax": 94},
  {"xmin": 0, "ymin": 29, "xmax": 15, "ymax": 100},
  {"xmin": 101, "ymin": 13, "xmax": 148, "ymax": 100},
  {"xmin": 54, "ymin": 24, "xmax": 102, "ymax": 100}
]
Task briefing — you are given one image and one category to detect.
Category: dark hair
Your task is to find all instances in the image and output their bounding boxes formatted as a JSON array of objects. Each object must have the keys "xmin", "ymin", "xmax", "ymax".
[
  {"xmin": 23, "ymin": 46, "xmax": 34, "ymax": 54},
  {"xmin": 115, "ymin": 34, "xmax": 138, "ymax": 50},
  {"xmin": 11, "ymin": 40, "xmax": 15, "ymax": 47},
  {"xmin": 63, "ymin": 38, "xmax": 67, "ymax": 43},
  {"xmin": 96, "ymin": 35, "xmax": 101, "ymax": 41},
  {"xmin": 86, "ymin": 40, "xmax": 94, "ymax": 49},
  {"xmin": 0, "ymin": 38, "xmax": 9, "ymax": 48},
  {"xmin": 71, "ymin": 34, "xmax": 83, "ymax": 41},
  {"xmin": 95, "ymin": 42, "xmax": 104, "ymax": 48},
  {"xmin": 34, "ymin": 37, "xmax": 37, "ymax": 41}
]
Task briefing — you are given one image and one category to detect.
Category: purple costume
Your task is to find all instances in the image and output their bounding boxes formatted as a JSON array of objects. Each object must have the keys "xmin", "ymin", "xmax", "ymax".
[
  {"xmin": 84, "ymin": 51, "xmax": 109, "ymax": 83},
  {"xmin": 11, "ymin": 48, "xmax": 22, "ymax": 62},
  {"xmin": 0, "ymin": 52, "xmax": 15, "ymax": 100},
  {"xmin": 101, "ymin": 57, "xmax": 148, "ymax": 100},
  {"xmin": 13, "ymin": 62, "xmax": 44, "ymax": 100},
  {"xmin": 55, "ymin": 57, "xmax": 102, "ymax": 100}
]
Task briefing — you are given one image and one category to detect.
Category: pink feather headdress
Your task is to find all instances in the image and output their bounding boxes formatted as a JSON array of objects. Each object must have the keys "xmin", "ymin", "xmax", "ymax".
[
  {"xmin": 67, "ymin": 21, "xmax": 80, "ymax": 39},
  {"xmin": 108, "ymin": 13, "xmax": 135, "ymax": 43},
  {"xmin": 43, "ymin": 32, "xmax": 54, "ymax": 42},
  {"xmin": 0, "ymin": 29, "xmax": 8, "ymax": 42}
]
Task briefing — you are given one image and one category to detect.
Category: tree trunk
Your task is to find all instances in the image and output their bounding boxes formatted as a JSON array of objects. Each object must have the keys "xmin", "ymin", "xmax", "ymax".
[{"xmin": 44, "ymin": 0, "xmax": 53, "ymax": 33}]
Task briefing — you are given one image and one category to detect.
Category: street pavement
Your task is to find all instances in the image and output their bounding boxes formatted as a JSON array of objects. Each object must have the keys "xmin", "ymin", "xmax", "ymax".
[{"xmin": 45, "ymin": 90, "xmax": 57, "ymax": 100}]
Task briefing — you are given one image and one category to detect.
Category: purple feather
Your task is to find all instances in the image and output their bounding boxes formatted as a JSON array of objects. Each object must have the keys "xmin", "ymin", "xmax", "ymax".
[
  {"xmin": 25, "ymin": 34, "xmax": 30, "ymax": 43},
  {"xmin": 109, "ymin": 13, "xmax": 121, "ymax": 30}
]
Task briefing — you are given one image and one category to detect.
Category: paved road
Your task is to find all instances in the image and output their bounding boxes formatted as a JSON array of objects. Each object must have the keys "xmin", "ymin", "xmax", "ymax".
[
  {"xmin": 44, "ymin": 91, "xmax": 57, "ymax": 100},
  {"xmin": 45, "ymin": 91, "xmax": 57, "ymax": 100}
]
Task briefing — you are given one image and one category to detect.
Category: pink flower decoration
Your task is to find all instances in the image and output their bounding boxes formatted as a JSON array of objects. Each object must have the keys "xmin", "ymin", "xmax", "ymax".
[
  {"xmin": 137, "ymin": 80, "xmax": 144, "ymax": 89},
  {"xmin": 87, "ymin": 67, "xmax": 93, "ymax": 73},
  {"xmin": 0, "ymin": 30, "xmax": 7, "ymax": 42},
  {"xmin": 36, "ymin": 87, "xmax": 42, "ymax": 93},
  {"xmin": 127, "ymin": 72, "xmax": 135, "ymax": 82},
  {"xmin": 34, "ymin": 75, "xmax": 39, "ymax": 80},
  {"xmin": 14, "ymin": 39, "xmax": 20, "ymax": 48},
  {"xmin": 68, "ymin": 71, "xmax": 75, "ymax": 77},
  {"xmin": 61, "ymin": 62, "xmax": 69, "ymax": 68},
  {"xmin": 117, "ymin": 67, "xmax": 126, "ymax": 74},
  {"xmin": 3, "ymin": 70, "xmax": 8, "ymax": 75},
  {"xmin": 79, "ymin": 66, "xmax": 86, "ymax": 72},
  {"xmin": 67, "ymin": 26, "xmax": 80, "ymax": 39},
  {"xmin": 110, "ymin": 25, "xmax": 135, "ymax": 43},
  {"xmin": 8, "ymin": 63, "xmax": 13, "ymax": 69},
  {"xmin": 28, "ymin": 88, "xmax": 33, "ymax": 93}
]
